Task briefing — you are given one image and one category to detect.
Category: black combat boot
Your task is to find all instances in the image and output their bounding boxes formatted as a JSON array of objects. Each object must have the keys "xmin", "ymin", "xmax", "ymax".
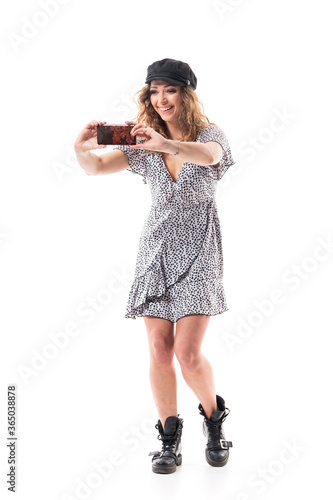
[
  {"xmin": 148, "ymin": 415, "xmax": 184, "ymax": 474},
  {"xmin": 198, "ymin": 395, "xmax": 233, "ymax": 467}
]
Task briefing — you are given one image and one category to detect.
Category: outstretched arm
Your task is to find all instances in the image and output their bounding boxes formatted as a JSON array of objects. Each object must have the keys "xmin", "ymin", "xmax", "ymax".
[{"xmin": 129, "ymin": 122, "xmax": 222, "ymax": 167}]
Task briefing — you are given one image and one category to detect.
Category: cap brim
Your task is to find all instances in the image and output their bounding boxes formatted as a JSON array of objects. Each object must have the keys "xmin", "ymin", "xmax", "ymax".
[{"xmin": 145, "ymin": 75, "xmax": 187, "ymax": 87}]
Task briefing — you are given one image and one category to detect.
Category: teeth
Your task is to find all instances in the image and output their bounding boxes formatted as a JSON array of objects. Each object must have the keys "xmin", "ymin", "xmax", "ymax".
[{"xmin": 160, "ymin": 107, "xmax": 172, "ymax": 111}]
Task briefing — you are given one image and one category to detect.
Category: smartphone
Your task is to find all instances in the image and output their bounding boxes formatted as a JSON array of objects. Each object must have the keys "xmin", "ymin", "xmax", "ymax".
[{"xmin": 97, "ymin": 123, "xmax": 136, "ymax": 145}]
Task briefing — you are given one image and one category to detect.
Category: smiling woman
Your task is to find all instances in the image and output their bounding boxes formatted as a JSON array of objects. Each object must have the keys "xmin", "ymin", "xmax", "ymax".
[{"xmin": 74, "ymin": 57, "xmax": 235, "ymax": 476}]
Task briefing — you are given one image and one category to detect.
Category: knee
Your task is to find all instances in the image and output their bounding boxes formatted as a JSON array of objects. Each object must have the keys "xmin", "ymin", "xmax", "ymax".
[
  {"xmin": 175, "ymin": 345, "xmax": 202, "ymax": 371},
  {"xmin": 149, "ymin": 335, "xmax": 174, "ymax": 365}
]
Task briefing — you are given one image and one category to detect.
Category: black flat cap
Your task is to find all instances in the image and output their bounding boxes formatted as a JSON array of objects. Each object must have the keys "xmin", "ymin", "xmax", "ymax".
[{"xmin": 145, "ymin": 58, "xmax": 197, "ymax": 90}]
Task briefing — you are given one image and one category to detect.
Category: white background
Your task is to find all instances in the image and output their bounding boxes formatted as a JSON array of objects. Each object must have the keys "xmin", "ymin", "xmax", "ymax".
[{"xmin": 1, "ymin": 0, "xmax": 332, "ymax": 498}]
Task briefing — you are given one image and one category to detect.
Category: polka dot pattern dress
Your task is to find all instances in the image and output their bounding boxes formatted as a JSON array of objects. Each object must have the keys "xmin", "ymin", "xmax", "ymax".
[{"xmin": 114, "ymin": 124, "xmax": 235, "ymax": 323}]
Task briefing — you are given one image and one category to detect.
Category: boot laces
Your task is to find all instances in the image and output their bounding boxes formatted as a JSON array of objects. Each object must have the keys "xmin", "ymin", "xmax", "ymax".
[
  {"xmin": 205, "ymin": 408, "xmax": 230, "ymax": 441},
  {"xmin": 155, "ymin": 421, "xmax": 182, "ymax": 454}
]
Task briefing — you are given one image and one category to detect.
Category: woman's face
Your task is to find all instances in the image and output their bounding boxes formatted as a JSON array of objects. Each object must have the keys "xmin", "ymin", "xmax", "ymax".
[{"xmin": 149, "ymin": 80, "xmax": 182, "ymax": 122}]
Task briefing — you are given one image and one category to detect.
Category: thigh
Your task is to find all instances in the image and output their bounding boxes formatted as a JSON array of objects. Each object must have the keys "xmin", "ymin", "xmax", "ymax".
[
  {"xmin": 174, "ymin": 314, "xmax": 210, "ymax": 353},
  {"xmin": 143, "ymin": 316, "xmax": 175, "ymax": 354}
]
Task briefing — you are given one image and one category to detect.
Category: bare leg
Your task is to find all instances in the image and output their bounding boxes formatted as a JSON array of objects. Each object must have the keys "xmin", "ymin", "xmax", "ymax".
[
  {"xmin": 143, "ymin": 316, "xmax": 177, "ymax": 430},
  {"xmin": 174, "ymin": 314, "xmax": 217, "ymax": 419}
]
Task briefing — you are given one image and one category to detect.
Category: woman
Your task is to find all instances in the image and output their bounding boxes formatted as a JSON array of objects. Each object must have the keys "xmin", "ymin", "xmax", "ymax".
[{"xmin": 74, "ymin": 58, "xmax": 235, "ymax": 475}]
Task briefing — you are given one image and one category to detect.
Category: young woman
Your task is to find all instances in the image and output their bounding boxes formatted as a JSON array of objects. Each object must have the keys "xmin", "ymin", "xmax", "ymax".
[{"xmin": 74, "ymin": 58, "xmax": 235, "ymax": 475}]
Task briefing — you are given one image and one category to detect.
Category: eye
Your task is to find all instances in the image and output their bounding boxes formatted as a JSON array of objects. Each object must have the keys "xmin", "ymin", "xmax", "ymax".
[{"xmin": 150, "ymin": 89, "xmax": 176, "ymax": 94}]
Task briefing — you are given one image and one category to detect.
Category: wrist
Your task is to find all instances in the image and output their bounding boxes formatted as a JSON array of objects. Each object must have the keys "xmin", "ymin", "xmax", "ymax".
[{"xmin": 163, "ymin": 139, "xmax": 180, "ymax": 156}]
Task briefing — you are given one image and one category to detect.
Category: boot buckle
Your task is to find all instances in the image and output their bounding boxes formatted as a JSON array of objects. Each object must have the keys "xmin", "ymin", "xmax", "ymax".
[{"xmin": 220, "ymin": 439, "xmax": 233, "ymax": 449}]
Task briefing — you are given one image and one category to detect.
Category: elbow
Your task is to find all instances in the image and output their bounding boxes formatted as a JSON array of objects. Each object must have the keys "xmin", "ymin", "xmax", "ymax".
[
  {"xmin": 212, "ymin": 154, "xmax": 222, "ymax": 166},
  {"xmin": 205, "ymin": 144, "xmax": 220, "ymax": 166},
  {"xmin": 208, "ymin": 153, "xmax": 220, "ymax": 166},
  {"xmin": 85, "ymin": 168, "xmax": 99, "ymax": 176},
  {"xmin": 87, "ymin": 157, "xmax": 101, "ymax": 175},
  {"xmin": 209, "ymin": 155, "xmax": 217, "ymax": 166}
]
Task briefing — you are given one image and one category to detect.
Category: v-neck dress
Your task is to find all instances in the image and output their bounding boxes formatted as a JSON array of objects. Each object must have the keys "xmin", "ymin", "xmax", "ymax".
[{"xmin": 114, "ymin": 123, "xmax": 235, "ymax": 323}]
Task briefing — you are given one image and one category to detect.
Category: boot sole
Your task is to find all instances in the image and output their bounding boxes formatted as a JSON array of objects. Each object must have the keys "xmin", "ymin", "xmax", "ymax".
[
  {"xmin": 205, "ymin": 449, "xmax": 229, "ymax": 467},
  {"xmin": 152, "ymin": 454, "xmax": 182, "ymax": 474}
]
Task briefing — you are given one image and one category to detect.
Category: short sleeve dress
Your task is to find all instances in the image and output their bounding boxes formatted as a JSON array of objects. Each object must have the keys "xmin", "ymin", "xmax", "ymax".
[{"xmin": 114, "ymin": 123, "xmax": 235, "ymax": 323}]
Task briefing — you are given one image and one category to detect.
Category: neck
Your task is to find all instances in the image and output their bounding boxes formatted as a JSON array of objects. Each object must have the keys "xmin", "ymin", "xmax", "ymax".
[{"xmin": 166, "ymin": 121, "xmax": 183, "ymax": 141}]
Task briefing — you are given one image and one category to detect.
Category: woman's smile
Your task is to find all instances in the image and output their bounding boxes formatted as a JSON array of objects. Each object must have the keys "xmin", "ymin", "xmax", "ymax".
[{"xmin": 159, "ymin": 106, "xmax": 174, "ymax": 114}]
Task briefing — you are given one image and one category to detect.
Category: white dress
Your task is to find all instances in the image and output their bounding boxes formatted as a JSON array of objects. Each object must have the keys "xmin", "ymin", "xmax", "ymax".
[{"xmin": 114, "ymin": 124, "xmax": 235, "ymax": 323}]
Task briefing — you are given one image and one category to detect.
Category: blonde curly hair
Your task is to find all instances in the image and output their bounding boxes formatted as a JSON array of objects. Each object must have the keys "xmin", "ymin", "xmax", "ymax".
[{"xmin": 130, "ymin": 83, "xmax": 218, "ymax": 155}]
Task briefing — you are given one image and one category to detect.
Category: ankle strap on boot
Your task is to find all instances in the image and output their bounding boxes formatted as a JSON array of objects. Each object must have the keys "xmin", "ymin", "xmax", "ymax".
[{"xmin": 219, "ymin": 439, "xmax": 233, "ymax": 449}]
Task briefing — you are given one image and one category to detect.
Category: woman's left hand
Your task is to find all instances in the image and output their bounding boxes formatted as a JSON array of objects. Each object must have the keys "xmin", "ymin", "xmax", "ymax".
[{"xmin": 125, "ymin": 121, "xmax": 167, "ymax": 152}]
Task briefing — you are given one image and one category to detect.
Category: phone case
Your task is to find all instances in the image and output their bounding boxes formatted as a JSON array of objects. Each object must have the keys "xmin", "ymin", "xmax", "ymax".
[{"xmin": 97, "ymin": 124, "xmax": 136, "ymax": 145}]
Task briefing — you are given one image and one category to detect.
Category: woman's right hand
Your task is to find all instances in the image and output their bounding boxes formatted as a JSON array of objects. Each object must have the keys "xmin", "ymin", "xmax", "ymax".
[{"xmin": 74, "ymin": 120, "xmax": 107, "ymax": 153}]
